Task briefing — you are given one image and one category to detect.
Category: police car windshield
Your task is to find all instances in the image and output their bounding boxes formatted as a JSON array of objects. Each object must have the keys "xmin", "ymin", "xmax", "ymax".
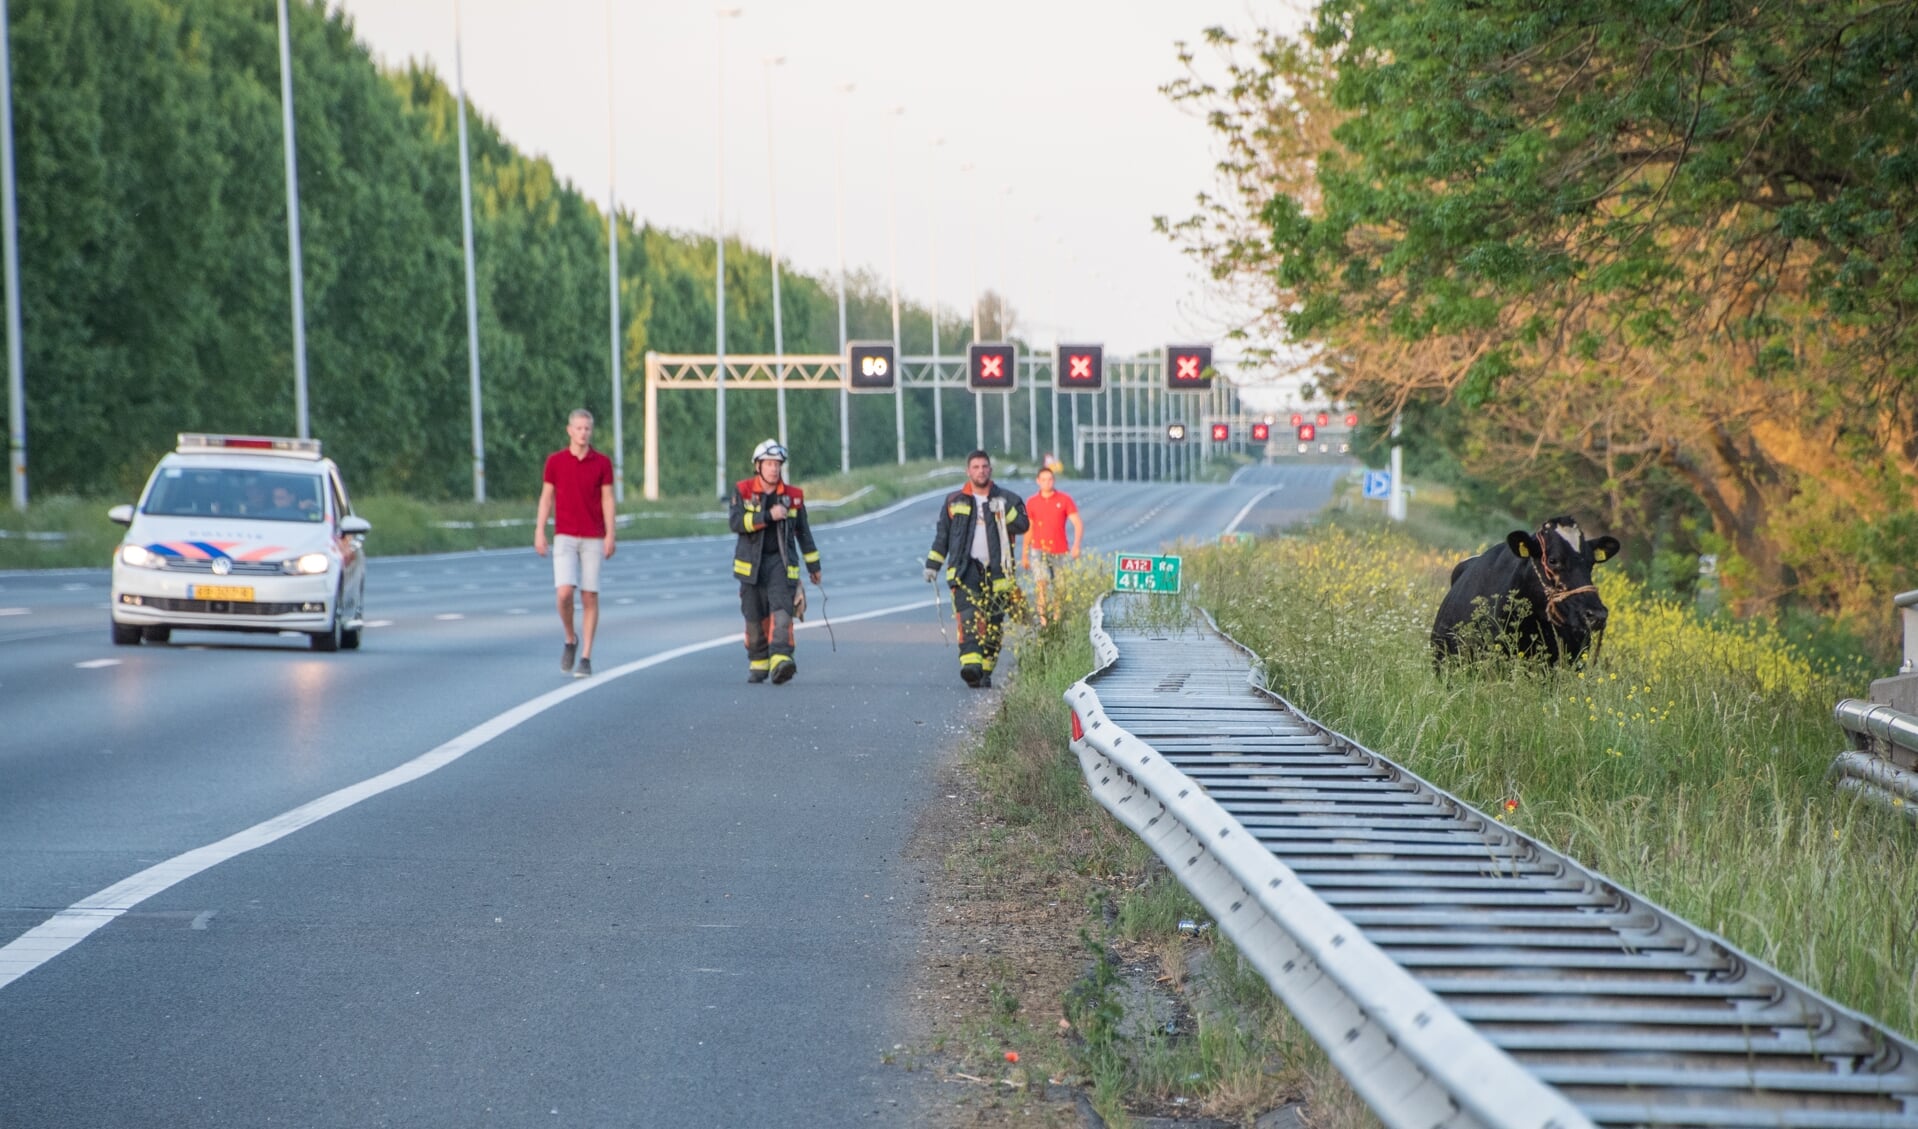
[{"xmin": 144, "ymin": 467, "xmax": 325, "ymax": 523}]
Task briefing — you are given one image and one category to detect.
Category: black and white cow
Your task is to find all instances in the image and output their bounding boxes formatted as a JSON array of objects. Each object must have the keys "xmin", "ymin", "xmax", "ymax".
[{"xmin": 1431, "ymin": 515, "xmax": 1620, "ymax": 667}]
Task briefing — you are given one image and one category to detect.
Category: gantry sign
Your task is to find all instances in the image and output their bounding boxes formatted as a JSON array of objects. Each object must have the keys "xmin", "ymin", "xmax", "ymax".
[
  {"xmin": 1056, "ymin": 344, "xmax": 1104, "ymax": 392},
  {"xmin": 642, "ymin": 344, "xmax": 1234, "ymax": 499}
]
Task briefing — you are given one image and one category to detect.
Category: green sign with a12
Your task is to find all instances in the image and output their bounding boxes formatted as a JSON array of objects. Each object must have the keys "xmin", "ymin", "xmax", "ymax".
[{"xmin": 1114, "ymin": 553, "xmax": 1182, "ymax": 593}]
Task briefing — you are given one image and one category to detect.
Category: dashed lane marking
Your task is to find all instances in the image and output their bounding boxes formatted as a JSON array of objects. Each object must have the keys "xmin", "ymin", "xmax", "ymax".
[
  {"xmin": 0, "ymin": 608, "xmax": 27, "ymax": 617},
  {"xmin": 434, "ymin": 613, "xmax": 464, "ymax": 621},
  {"xmin": 0, "ymin": 596, "xmax": 936, "ymax": 994},
  {"xmin": 74, "ymin": 658, "xmax": 121, "ymax": 669}
]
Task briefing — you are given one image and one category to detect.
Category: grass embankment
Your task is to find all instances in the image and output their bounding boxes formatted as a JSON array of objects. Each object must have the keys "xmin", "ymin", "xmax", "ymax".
[
  {"xmin": 947, "ymin": 499, "xmax": 1905, "ymax": 1127},
  {"xmin": 0, "ymin": 459, "xmax": 972, "ymax": 570},
  {"xmin": 931, "ymin": 560, "xmax": 1365, "ymax": 1127}
]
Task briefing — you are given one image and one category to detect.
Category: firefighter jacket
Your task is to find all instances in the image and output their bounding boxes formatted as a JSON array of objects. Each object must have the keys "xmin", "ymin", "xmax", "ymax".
[
  {"xmin": 729, "ymin": 477, "xmax": 821, "ymax": 585},
  {"xmin": 925, "ymin": 483, "xmax": 1029, "ymax": 594}
]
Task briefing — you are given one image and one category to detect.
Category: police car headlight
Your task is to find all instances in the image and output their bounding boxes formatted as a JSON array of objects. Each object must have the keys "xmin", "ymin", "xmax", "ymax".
[
  {"xmin": 119, "ymin": 544, "xmax": 163, "ymax": 569},
  {"xmin": 285, "ymin": 552, "xmax": 331, "ymax": 576}
]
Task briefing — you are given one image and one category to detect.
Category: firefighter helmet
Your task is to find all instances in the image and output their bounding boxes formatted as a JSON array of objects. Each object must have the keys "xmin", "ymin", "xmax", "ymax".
[{"xmin": 751, "ymin": 439, "xmax": 788, "ymax": 466}]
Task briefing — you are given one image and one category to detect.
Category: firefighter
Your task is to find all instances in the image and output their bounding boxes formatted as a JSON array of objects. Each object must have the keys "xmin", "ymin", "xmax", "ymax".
[
  {"xmin": 729, "ymin": 440, "xmax": 821, "ymax": 684},
  {"xmin": 924, "ymin": 449, "xmax": 1029, "ymax": 688}
]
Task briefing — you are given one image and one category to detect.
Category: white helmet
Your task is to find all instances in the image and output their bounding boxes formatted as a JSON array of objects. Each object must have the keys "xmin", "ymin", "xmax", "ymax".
[{"xmin": 752, "ymin": 439, "xmax": 788, "ymax": 466}]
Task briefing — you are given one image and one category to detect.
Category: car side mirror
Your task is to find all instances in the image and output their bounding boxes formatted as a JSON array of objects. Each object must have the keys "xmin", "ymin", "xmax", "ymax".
[
  {"xmin": 108, "ymin": 504, "xmax": 134, "ymax": 526},
  {"xmin": 340, "ymin": 515, "xmax": 371, "ymax": 536}
]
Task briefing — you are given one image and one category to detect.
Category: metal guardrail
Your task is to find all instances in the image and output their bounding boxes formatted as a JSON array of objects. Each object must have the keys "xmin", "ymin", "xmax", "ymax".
[
  {"xmin": 1832, "ymin": 700, "xmax": 1918, "ymax": 818},
  {"xmin": 1068, "ymin": 592, "xmax": 1918, "ymax": 1128},
  {"xmin": 1897, "ymin": 591, "xmax": 1918, "ymax": 674}
]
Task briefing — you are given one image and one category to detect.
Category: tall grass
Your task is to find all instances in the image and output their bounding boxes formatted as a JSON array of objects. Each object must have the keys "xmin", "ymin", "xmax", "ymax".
[{"xmin": 1189, "ymin": 524, "xmax": 1918, "ymax": 1037}]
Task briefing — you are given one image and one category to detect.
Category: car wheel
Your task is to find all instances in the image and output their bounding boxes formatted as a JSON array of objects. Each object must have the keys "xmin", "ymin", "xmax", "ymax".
[
  {"xmin": 142, "ymin": 626, "xmax": 171, "ymax": 644},
  {"xmin": 310, "ymin": 591, "xmax": 342, "ymax": 652},
  {"xmin": 111, "ymin": 621, "xmax": 143, "ymax": 646},
  {"xmin": 340, "ymin": 582, "xmax": 364, "ymax": 650}
]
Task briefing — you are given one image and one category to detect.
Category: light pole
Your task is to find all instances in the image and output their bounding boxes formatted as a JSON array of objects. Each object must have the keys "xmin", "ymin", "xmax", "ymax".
[
  {"xmin": 762, "ymin": 54, "xmax": 787, "ymax": 446},
  {"xmin": 275, "ymin": 0, "xmax": 310, "ymax": 444},
  {"xmin": 885, "ymin": 104, "xmax": 905, "ymax": 465},
  {"xmin": 833, "ymin": 81, "xmax": 853, "ymax": 473},
  {"xmin": 0, "ymin": 0, "xmax": 24, "ymax": 509},
  {"xmin": 713, "ymin": 6, "xmax": 741, "ymax": 499},
  {"xmin": 928, "ymin": 136, "xmax": 944, "ymax": 461},
  {"xmin": 604, "ymin": 0, "xmax": 623, "ymax": 501},
  {"xmin": 452, "ymin": 0, "xmax": 484, "ymax": 499},
  {"xmin": 961, "ymin": 161, "xmax": 981, "ymax": 452},
  {"xmin": 996, "ymin": 184, "xmax": 1012, "ymax": 453}
]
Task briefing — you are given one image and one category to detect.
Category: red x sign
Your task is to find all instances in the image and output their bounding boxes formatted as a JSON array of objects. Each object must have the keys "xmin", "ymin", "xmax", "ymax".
[
  {"xmin": 1055, "ymin": 344, "xmax": 1103, "ymax": 390},
  {"xmin": 1164, "ymin": 345, "xmax": 1213, "ymax": 390},
  {"xmin": 969, "ymin": 343, "xmax": 1017, "ymax": 392}
]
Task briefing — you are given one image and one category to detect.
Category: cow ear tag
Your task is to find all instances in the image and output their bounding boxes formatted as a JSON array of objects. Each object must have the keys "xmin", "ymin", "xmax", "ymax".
[
  {"xmin": 1593, "ymin": 548, "xmax": 1608, "ymax": 562},
  {"xmin": 1516, "ymin": 542, "xmax": 1530, "ymax": 558}
]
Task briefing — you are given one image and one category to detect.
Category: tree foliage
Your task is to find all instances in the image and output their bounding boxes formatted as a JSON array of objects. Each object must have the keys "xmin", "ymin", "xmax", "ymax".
[
  {"xmin": 1164, "ymin": 2, "xmax": 1918, "ymax": 627},
  {"xmin": 1, "ymin": 0, "xmax": 1038, "ymax": 503}
]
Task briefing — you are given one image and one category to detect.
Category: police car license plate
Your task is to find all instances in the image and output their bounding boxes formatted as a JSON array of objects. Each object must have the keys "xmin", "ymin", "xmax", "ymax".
[{"xmin": 190, "ymin": 585, "xmax": 254, "ymax": 601}]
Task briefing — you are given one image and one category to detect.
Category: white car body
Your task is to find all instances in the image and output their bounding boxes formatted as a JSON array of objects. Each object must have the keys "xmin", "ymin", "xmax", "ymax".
[{"xmin": 108, "ymin": 436, "xmax": 369, "ymax": 650}]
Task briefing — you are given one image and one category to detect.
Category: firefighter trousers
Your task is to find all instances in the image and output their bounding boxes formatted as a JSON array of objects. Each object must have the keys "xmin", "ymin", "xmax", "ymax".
[
  {"xmin": 741, "ymin": 567, "xmax": 797, "ymax": 674},
  {"xmin": 951, "ymin": 568, "xmax": 1012, "ymax": 673}
]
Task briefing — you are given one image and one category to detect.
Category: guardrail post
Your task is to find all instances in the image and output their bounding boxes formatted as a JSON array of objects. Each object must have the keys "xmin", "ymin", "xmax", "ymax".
[{"xmin": 1869, "ymin": 590, "xmax": 1918, "ymax": 715}]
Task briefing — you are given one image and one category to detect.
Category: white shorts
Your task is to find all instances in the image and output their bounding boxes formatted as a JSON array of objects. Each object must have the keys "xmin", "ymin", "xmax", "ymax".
[{"xmin": 552, "ymin": 534, "xmax": 605, "ymax": 592}]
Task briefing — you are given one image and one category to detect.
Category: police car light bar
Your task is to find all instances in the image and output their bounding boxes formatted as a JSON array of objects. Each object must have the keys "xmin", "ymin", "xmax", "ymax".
[{"xmin": 177, "ymin": 433, "xmax": 323, "ymax": 458}]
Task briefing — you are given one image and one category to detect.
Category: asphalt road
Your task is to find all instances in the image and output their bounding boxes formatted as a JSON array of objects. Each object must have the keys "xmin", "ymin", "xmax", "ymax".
[{"xmin": 0, "ymin": 462, "xmax": 1345, "ymax": 1128}]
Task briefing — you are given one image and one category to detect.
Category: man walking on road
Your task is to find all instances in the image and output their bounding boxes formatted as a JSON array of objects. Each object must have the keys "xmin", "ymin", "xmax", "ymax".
[
  {"xmin": 729, "ymin": 440, "xmax": 821, "ymax": 684},
  {"xmin": 1020, "ymin": 464, "xmax": 1082, "ymax": 627},
  {"xmin": 925, "ymin": 450, "xmax": 1028, "ymax": 688},
  {"xmin": 535, "ymin": 409, "xmax": 616, "ymax": 678}
]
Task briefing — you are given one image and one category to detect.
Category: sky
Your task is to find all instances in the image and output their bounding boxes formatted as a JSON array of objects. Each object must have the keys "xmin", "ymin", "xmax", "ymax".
[{"xmin": 330, "ymin": 0, "xmax": 1306, "ymax": 376}]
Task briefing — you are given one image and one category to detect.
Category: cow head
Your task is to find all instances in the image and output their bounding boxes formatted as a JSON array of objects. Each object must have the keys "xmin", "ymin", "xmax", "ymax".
[{"xmin": 1506, "ymin": 516, "xmax": 1620, "ymax": 660}]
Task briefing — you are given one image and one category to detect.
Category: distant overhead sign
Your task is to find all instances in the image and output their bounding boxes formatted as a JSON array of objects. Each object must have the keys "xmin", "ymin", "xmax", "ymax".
[
  {"xmin": 1055, "ymin": 344, "xmax": 1104, "ymax": 392},
  {"xmin": 968, "ymin": 343, "xmax": 1017, "ymax": 393},
  {"xmin": 846, "ymin": 342, "xmax": 895, "ymax": 393},
  {"xmin": 1165, "ymin": 345, "xmax": 1213, "ymax": 391}
]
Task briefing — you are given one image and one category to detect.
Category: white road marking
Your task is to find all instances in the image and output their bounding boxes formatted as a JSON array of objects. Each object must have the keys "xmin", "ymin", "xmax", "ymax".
[
  {"xmin": 0, "ymin": 596, "xmax": 936, "ymax": 994},
  {"xmin": 506, "ymin": 608, "xmax": 528, "ymax": 615},
  {"xmin": 74, "ymin": 659, "xmax": 121, "ymax": 669},
  {"xmin": 434, "ymin": 613, "xmax": 464, "ymax": 621},
  {"xmin": 616, "ymin": 597, "xmax": 635, "ymax": 605},
  {"xmin": 0, "ymin": 608, "xmax": 27, "ymax": 616},
  {"xmin": 62, "ymin": 584, "xmax": 88, "ymax": 591},
  {"xmin": 363, "ymin": 620, "xmax": 394, "ymax": 629},
  {"xmin": 1221, "ymin": 487, "xmax": 1280, "ymax": 538},
  {"xmin": 190, "ymin": 910, "xmax": 216, "ymax": 931}
]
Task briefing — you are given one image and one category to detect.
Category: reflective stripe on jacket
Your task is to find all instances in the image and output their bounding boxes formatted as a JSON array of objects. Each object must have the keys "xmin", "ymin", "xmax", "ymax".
[
  {"xmin": 925, "ymin": 484, "xmax": 1028, "ymax": 591},
  {"xmin": 729, "ymin": 478, "xmax": 821, "ymax": 584}
]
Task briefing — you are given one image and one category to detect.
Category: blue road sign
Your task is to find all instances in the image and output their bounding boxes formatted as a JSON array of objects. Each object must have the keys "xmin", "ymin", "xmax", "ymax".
[{"xmin": 1362, "ymin": 470, "xmax": 1392, "ymax": 500}]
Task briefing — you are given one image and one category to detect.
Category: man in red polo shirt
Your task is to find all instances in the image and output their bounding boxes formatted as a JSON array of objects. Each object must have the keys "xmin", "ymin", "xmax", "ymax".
[
  {"xmin": 534, "ymin": 409, "xmax": 616, "ymax": 677},
  {"xmin": 1019, "ymin": 463, "xmax": 1082, "ymax": 627}
]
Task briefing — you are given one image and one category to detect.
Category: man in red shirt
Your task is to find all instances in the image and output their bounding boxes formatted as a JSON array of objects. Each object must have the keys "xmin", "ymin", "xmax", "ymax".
[
  {"xmin": 1019, "ymin": 464, "xmax": 1082, "ymax": 627},
  {"xmin": 534, "ymin": 409, "xmax": 617, "ymax": 677}
]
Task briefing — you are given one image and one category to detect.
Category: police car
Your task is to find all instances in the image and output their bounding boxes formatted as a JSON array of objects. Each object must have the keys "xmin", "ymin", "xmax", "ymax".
[{"xmin": 108, "ymin": 434, "xmax": 370, "ymax": 651}]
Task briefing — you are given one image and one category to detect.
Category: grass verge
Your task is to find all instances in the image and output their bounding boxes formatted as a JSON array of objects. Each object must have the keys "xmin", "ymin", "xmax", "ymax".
[
  {"xmin": 933, "ymin": 485, "xmax": 1905, "ymax": 1127},
  {"xmin": 0, "ymin": 459, "xmax": 974, "ymax": 569}
]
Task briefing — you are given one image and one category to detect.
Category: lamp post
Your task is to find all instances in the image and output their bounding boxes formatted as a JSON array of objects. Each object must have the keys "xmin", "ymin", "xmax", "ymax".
[
  {"xmin": 885, "ymin": 104, "xmax": 905, "ymax": 465},
  {"xmin": 275, "ymin": 0, "xmax": 310, "ymax": 445},
  {"xmin": 833, "ymin": 81, "xmax": 853, "ymax": 473},
  {"xmin": 0, "ymin": 0, "xmax": 24, "ymax": 509},
  {"xmin": 713, "ymin": 6, "xmax": 742, "ymax": 499},
  {"xmin": 762, "ymin": 54, "xmax": 787, "ymax": 446},
  {"xmin": 961, "ymin": 161, "xmax": 981, "ymax": 452},
  {"xmin": 451, "ymin": 0, "xmax": 482, "ymax": 499},
  {"xmin": 928, "ymin": 136, "xmax": 944, "ymax": 461},
  {"xmin": 604, "ymin": 0, "xmax": 623, "ymax": 501},
  {"xmin": 996, "ymin": 183, "xmax": 1012, "ymax": 453}
]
